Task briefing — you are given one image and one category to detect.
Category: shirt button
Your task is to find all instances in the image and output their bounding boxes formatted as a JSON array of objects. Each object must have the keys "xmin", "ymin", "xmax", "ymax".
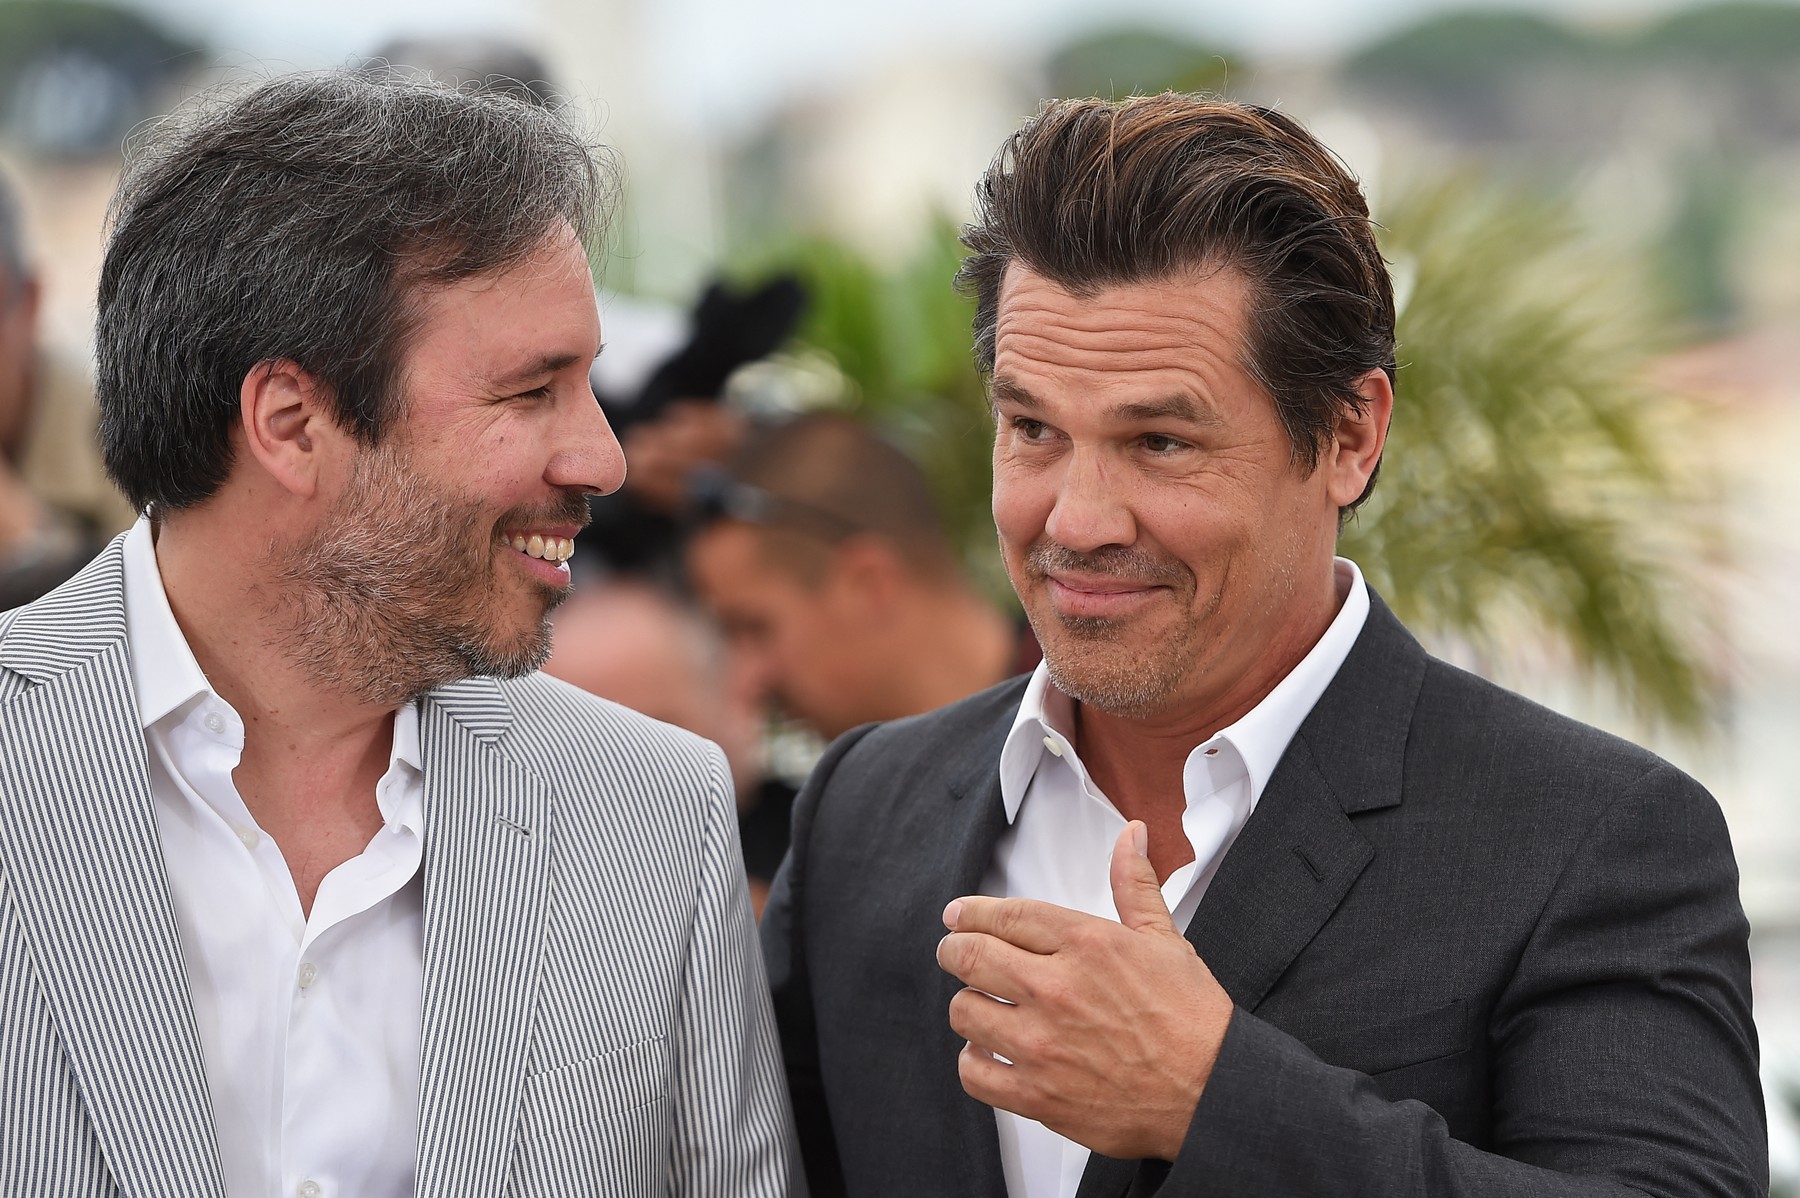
[
  {"xmin": 297, "ymin": 962, "xmax": 319, "ymax": 990},
  {"xmin": 203, "ymin": 711, "xmax": 226, "ymax": 734},
  {"xmin": 1042, "ymin": 735, "xmax": 1065, "ymax": 758},
  {"xmin": 297, "ymin": 1181, "xmax": 322, "ymax": 1198},
  {"xmin": 236, "ymin": 827, "xmax": 260, "ymax": 850}
]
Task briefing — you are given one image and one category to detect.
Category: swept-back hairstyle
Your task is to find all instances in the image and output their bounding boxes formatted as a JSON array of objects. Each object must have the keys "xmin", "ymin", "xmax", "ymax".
[
  {"xmin": 957, "ymin": 94, "xmax": 1395, "ymax": 508},
  {"xmin": 96, "ymin": 70, "xmax": 613, "ymax": 512}
]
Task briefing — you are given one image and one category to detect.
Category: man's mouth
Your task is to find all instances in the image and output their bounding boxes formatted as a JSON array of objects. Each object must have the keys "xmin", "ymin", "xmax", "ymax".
[{"xmin": 504, "ymin": 531, "xmax": 576, "ymax": 564}]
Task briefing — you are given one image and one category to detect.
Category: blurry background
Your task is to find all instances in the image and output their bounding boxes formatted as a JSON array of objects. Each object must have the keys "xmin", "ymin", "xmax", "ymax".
[{"xmin": 2, "ymin": 0, "xmax": 1797, "ymax": 1181}]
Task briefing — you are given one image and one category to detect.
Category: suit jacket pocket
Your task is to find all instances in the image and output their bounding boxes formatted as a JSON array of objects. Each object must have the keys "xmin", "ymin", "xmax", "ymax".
[
  {"xmin": 1306, "ymin": 998, "xmax": 1468, "ymax": 1076},
  {"xmin": 522, "ymin": 1035, "xmax": 671, "ymax": 1134}
]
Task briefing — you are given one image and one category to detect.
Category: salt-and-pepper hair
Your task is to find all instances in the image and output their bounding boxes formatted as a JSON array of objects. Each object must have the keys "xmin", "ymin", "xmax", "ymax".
[{"xmin": 96, "ymin": 69, "xmax": 616, "ymax": 513}]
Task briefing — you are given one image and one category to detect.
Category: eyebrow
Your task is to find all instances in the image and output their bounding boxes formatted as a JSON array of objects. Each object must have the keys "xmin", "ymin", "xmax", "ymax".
[
  {"xmin": 990, "ymin": 376, "xmax": 1223, "ymax": 426},
  {"xmin": 490, "ymin": 349, "xmax": 594, "ymax": 388}
]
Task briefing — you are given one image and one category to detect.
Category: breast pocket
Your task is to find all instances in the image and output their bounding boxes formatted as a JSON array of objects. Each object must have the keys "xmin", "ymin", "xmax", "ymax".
[
  {"xmin": 513, "ymin": 1037, "xmax": 672, "ymax": 1197},
  {"xmin": 1306, "ymin": 998, "xmax": 1469, "ymax": 1076},
  {"xmin": 522, "ymin": 1035, "xmax": 671, "ymax": 1131}
]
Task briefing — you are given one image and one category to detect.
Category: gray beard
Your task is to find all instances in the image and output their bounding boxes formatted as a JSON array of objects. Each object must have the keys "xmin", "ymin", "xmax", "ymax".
[{"xmin": 262, "ymin": 447, "xmax": 567, "ymax": 708}]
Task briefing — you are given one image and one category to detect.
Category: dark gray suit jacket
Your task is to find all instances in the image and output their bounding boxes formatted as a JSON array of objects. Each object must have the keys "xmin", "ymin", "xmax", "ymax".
[{"xmin": 762, "ymin": 595, "xmax": 1766, "ymax": 1197}]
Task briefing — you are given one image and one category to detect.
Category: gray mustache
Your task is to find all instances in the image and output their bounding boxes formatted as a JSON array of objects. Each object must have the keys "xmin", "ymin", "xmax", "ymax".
[{"xmin": 1024, "ymin": 542, "xmax": 1186, "ymax": 587}]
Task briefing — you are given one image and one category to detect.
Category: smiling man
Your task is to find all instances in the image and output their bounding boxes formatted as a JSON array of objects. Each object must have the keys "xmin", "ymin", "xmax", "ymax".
[
  {"xmin": 762, "ymin": 95, "xmax": 1765, "ymax": 1197},
  {"xmin": 0, "ymin": 73, "xmax": 793, "ymax": 1197}
]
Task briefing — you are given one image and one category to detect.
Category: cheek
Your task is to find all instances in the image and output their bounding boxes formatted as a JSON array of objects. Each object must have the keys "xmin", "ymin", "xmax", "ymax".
[{"xmin": 990, "ymin": 469, "xmax": 1047, "ymax": 555}]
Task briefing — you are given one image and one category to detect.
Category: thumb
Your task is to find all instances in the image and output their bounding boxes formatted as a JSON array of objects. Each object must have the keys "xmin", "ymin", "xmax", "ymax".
[{"xmin": 1110, "ymin": 820, "xmax": 1175, "ymax": 934}]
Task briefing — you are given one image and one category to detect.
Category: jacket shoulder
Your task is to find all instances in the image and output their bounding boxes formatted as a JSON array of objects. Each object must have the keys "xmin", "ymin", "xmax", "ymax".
[
  {"xmin": 492, "ymin": 670, "xmax": 727, "ymax": 796},
  {"xmin": 839, "ymin": 673, "xmax": 1030, "ymax": 764},
  {"xmin": 1413, "ymin": 654, "xmax": 1678, "ymax": 789}
]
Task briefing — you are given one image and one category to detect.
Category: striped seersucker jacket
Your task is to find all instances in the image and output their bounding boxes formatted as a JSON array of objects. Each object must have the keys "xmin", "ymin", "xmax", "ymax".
[{"xmin": 0, "ymin": 538, "xmax": 798, "ymax": 1197}]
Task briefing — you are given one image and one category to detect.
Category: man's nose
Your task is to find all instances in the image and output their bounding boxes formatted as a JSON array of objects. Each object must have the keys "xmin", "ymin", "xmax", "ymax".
[
  {"xmin": 547, "ymin": 386, "xmax": 627, "ymax": 496},
  {"xmin": 1043, "ymin": 449, "xmax": 1136, "ymax": 553}
]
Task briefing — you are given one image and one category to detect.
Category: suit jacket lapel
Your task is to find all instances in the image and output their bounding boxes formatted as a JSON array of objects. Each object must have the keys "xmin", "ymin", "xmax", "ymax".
[
  {"xmin": 0, "ymin": 544, "xmax": 226, "ymax": 1197},
  {"xmin": 414, "ymin": 678, "xmax": 549, "ymax": 1198},
  {"xmin": 1075, "ymin": 593, "xmax": 1426, "ymax": 1198},
  {"xmin": 1188, "ymin": 594, "xmax": 1424, "ymax": 1009},
  {"xmin": 930, "ymin": 697, "xmax": 1017, "ymax": 1198}
]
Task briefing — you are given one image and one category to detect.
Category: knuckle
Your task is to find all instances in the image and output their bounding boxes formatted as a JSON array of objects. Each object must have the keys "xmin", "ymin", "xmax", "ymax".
[{"xmin": 946, "ymin": 988, "xmax": 978, "ymax": 1034}]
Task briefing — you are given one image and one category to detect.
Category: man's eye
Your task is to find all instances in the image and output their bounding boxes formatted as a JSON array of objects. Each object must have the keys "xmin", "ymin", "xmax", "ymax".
[
  {"xmin": 1013, "ymin": 418, "xmax": 1050, "ymax": 441},
  {"xmin": 1141, "ymin": 433, "xmax": 1185, "ymax": 453},
  {"xmin": 515, "ymin": 385, "xmax": 554, "ymax": 401}
]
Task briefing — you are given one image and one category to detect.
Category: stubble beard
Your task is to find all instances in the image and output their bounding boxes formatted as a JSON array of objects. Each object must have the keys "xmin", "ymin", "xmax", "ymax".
[
  {"xmin": 266, "ymin": 442, "xmax": 585, "ymax": 708},
  {"xmin": 1018, "ymin": 539, "xmax": 1205, "ymax": 719}
]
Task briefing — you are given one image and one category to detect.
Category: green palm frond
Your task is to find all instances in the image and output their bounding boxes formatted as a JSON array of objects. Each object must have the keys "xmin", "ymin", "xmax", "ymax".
[{"xmin": 1348, "ymin": 175, "xmax": 1719, "ymax": 730}]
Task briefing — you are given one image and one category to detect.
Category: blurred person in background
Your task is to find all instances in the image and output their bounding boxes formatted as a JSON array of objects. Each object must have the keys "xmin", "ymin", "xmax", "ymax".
[
  {"xmin": 763, "ymin": 95, "xmax": 1764, "ymax": 1198},
  {"xmin": 0, "ymin": 71, "xmax": 792, "ymax": 1197},
  {"xmin": 545, "ymin": 578, "xmax": 796, "ymax": 917},
  {"xmin": 0, "ymin": 170, "xmax": 134, "ymax": 609},
  {"xmin": 685, "ymin": 410, "xmax": 1026, "ymax": 744}
]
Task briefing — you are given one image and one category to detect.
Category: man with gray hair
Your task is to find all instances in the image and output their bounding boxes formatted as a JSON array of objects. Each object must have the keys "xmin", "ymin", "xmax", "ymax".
[{"xmin": 0, "ymin": 72, "xmax": 794, "ymax": 1196}]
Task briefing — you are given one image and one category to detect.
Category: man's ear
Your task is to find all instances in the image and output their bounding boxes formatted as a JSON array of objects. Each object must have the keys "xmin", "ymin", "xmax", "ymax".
[
  {"xmin": 1324, "ymin": 368, "xmax": 1394, "ymax": 509},
  {"xmin": 826, "ymin": 534, "xmax": 906, "ymax": 620},
  {"xmin": 240, "ymin": 359, "xmax": 339, "ymax": 499}
]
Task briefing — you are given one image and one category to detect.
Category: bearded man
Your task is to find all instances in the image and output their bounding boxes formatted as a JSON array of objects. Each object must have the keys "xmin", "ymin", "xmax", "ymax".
[
  {"xmin": 762, "ymin": 95, "xmax": 1765, "ymax": 1197},
  {"xmin": 0, "ymin": 73, "xmax": 794, "ymax": 1197}
]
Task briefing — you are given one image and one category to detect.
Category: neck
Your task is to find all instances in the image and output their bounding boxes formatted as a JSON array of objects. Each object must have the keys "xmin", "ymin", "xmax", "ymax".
[
  {"xmin": 1073, "ymin": 561, "xmax": 1346, "ymax": 830},
  {"xmin": 153, "ymin": 507, "xmax": 400, "ymax": 764}
]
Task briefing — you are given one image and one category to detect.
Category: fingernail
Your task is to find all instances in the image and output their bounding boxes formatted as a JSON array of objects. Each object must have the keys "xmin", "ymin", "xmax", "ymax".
[
  {"xmin": 1131, "ymin": 821, "xmax": 1148, "ymax": 858},
  {"xmin": 943, "ymin": 899, "xmax": 963, "ymax": 929}
]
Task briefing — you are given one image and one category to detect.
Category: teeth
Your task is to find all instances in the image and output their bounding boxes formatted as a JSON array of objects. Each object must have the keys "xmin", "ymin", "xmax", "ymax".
[{"xmin": 507, "ymin": 533, "xmax": 574, "ymax": 563}]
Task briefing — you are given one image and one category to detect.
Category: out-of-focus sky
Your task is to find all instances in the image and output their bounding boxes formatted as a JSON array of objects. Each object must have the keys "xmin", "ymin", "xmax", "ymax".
[{"xmin": 123, "ymin": 0, "xmax": 1788, "ymax": 131}]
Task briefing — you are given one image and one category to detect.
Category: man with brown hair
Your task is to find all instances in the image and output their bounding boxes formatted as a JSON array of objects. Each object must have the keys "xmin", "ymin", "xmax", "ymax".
[
  {"xmin": 762, "ymin": 95, "xmax": 1764, "ymax": 1197},
  {"xmin": 686, "ymin": 411, "xmax": 1022, "ymax": 743}
]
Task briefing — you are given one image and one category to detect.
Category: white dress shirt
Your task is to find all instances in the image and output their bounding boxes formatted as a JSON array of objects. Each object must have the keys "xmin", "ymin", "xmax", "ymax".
[
  {"xmin": 981, "ymin": 558, "xmax": 1370, "ymax": 1198},
  {"xmin": 122, "ymin": 517, "xmax": 426, "ymax": 1198}
]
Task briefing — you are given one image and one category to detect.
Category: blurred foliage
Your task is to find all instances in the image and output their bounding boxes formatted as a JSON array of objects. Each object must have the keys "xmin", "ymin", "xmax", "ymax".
[
  {"xmin": 1343, "ymin": 10, "xmax": 1603, "ymax": 95},
  {"xmin": 733, "ymin": 174, "xmax": 1715, "ymax": 729},
  {"xmin": 1635, "ymin": 1, "xmax": 1800, "ymax": 67},
  {"xmin": 1345, "ymin": 175, "xmax": 1714, "ymax": 731},
  {"xmin": 0, "ymin": 0, "xmax": 202, "ymax": 157},
  {"xmin": 1346, "ymin": 2, "xmax": 1800, "ymax": 88},
  {"xmin": 1656, "ymin": 149, "xmax": 1749, "ymax": 331},
  {"xmin": 1340, "ymin": 2, "xmax": 1800, "ymax": 334},
  {"xmin": 1045, "ymin": 28, "xmax": 1236, "ymax": 99}
]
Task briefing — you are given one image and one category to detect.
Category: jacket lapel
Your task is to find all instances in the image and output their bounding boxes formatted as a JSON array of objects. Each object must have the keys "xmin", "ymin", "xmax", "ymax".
[
  {"xmin": 1188, "ymin": 595, "xmax": 1423, "ymax": 1011},
  {"xmin": 0, "ymin": 542, "xmax": 226, "ymax": 1197},
  {"xmin": 414, "ymin": 678, "xmax": 550, "ymax": 1198},
  {"xmin": 927, "ymin": 691, "xmax": 1018, "ymax": 1198},
  {"xmin": 1075, "ymin": 594, "xmax": 1426, "ymax": 1198}
]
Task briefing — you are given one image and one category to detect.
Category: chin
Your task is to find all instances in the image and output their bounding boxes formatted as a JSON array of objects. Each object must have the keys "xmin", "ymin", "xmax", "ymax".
[
  {"xmin": 457, "ymin": 611, "xmax": 556, "ymax": 680},
  {"xmin": 1034, "ymin": 616, "xmax": 1195, "ymax": 719}
]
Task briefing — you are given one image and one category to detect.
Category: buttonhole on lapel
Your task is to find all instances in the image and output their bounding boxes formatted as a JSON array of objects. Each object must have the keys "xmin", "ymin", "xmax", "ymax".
[
  {"xmin": 495, "ymin": 814, "xmax": 532, "ymax": 838},
  {"xmin": 1293, "ymin": 845, "xmax": 1325, "ymax": 881}
]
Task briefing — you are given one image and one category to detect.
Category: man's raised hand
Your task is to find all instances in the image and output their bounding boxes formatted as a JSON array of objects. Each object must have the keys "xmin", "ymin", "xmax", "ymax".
[{"xmin": 935, "ymin": 821, "xmax": 1235, "ymax": 1162}]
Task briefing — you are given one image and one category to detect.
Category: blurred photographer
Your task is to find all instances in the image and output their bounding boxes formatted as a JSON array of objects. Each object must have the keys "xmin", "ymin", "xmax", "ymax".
[{"xmin": 0, "ymin": 171, "xmax": 133, "ymax": 608}]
